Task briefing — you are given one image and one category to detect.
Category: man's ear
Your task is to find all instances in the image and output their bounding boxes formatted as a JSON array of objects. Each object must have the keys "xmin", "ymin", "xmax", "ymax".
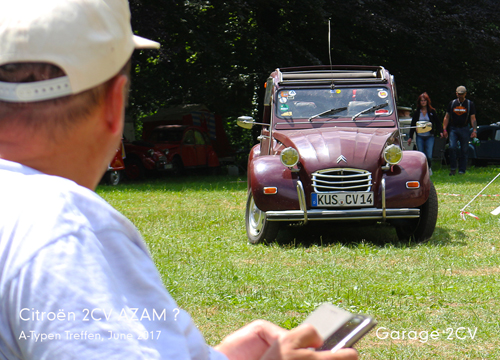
[{"xmin": 104, "ymin": 74, "xmax": 128, "ymax": 135}]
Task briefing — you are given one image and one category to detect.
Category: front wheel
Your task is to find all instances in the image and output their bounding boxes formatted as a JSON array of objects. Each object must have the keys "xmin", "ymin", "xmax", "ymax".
[
  {"xmin": 245, "ymin": 191, "xmax": 280, "ymax": 244},
  {"xmin": 396, "ymin": 182, "xmax": 438, "ymax": 242},
  {"xmin": 171, "ymin": 157, "xmax": 184, "ymax": 176},
  {"xmin": 104, "ymin": 170, "xmax": 121, "ymax": 186},
  {"xmin": 124, "ymin": 157, "xmax": 145, "ymax": 180}
]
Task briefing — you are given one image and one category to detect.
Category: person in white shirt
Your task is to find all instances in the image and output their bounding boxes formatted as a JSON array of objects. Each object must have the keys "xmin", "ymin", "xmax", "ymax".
[{"xmin": 0, "ymin": 1, "xmax": 357, "ymax": 360}]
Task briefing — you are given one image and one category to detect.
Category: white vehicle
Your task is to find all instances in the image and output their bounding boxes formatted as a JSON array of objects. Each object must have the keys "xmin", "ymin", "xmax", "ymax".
[{"xmin": 398, "ymin": 106, "xmax": 416, "ymax": 150}]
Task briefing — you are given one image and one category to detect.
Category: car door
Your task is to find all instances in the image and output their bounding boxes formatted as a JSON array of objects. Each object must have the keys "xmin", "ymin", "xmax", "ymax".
[
  {"xmin": 484, "ymin": 127, "xmax": 500, "ymax": 159},
  {"xmin": 194, "ymin": 130, "xmax": 208, "ymax": 166},
  {"xmin": 475, "ymin": 126, "xmax": 500, "ymax": 160},
  {"xmin": 181, "ymin": 129, "xmax": 197, "ymax": 167}
]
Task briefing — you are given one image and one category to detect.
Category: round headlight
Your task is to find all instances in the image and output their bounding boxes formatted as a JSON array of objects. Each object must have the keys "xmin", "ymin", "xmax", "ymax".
[
  {"xmin": 147, "ymin": 149, "xmax": 155, "ymax": 157},
  {"xmin": 280, "ymin": 147, "xmax": 299, "ymax": 167},
  {"xmin": 383, "ymin": 144, "xmax": 402, "ymax": 165},
  {"xmin": 163, "ymin": 149, "xmax": 170, "ymax": 155}
]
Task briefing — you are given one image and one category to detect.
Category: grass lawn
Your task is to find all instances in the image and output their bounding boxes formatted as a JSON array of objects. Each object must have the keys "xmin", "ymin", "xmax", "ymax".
[{"xmin": 97, "ymin": 165, "xmax": 500, "ymax": 359}]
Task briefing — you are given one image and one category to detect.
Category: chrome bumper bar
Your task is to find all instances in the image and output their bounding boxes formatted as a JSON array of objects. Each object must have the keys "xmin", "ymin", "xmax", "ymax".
[{"xmin": 266, "ymin": 208, "xmax": 420, "ymax": 222}]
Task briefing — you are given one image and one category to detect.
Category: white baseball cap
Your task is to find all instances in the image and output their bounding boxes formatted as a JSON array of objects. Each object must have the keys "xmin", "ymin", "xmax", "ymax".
[{"xmin": 0, "ymin": 0, "xmax": 160, "ymax": 102}]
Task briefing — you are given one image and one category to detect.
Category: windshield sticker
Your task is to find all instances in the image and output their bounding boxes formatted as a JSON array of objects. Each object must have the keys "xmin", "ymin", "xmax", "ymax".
[
  {"xmin": 279, "ymin": 97, "xmax": 288, "ymax": 104},
  {"xmin": 280, "ymin": 91, "xmax": 289, "ymax": 98},
  {"xmin": 280, "ymin": 104, "xmax": 289, "ymax": 112},
  {"xmin": 289, "ymin": 90, "xmax": 296, "ymax": 97},
  {"xmin": 378, "ymin": 90, "xmax": 388, "ymax": 99},
  {"xmin": 282, "ymin": 111, "xmax": 293, "ymax": 116},
  {"xmin": 375, "ymin": 109, "xmax": 389, "ymax": 115},
  {"xmin": 330, "ymin": 89, "xmax": 342, "ymax": 94}
]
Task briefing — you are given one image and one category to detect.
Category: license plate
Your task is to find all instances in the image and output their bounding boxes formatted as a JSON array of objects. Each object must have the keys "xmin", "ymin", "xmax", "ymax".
[{"xmin": 311, "ymin": 192, "xmax": 373, "ymax": 207}]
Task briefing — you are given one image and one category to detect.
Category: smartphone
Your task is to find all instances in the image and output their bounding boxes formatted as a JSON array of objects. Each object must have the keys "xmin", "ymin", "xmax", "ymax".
[{"xmin": 302, "ymin": 303, "xmax": 376, "ymax": 353}]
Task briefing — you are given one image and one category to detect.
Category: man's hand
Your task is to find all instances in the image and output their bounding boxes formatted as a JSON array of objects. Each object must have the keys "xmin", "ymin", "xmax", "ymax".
[
  {"xmin": 215, "ymin": 320, "xmax": 358, "ymax": 360},
  {"xmin": 407, "ymin": 138, "xmax": 412, "ymax": 146}
]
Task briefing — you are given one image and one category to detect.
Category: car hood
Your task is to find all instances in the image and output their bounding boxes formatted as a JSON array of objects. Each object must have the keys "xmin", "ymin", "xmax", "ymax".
[
  {"xmin": 273, "ymin": 127, "xmax": 397, "ymax": 173},
  {"xmin": 152, "ymin": 143, "xmax": 181, "ymax": 151}
]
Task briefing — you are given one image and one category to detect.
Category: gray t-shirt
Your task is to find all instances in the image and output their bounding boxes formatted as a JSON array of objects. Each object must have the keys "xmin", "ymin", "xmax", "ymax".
[{"xmin": 0, "ymin": 159, "xmax": 227, "ymax": 360}]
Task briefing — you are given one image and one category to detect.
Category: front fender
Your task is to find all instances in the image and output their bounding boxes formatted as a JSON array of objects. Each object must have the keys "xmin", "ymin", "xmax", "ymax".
[
  {"xmin": 384, "ymin": 151, "xmax": 430, "ymax": 208},
  {"xmin": 247, "ymin": 144, "xmax": 260, "ymax": 190},
  {"xmin": 139, "ymin": 155, "xmax": 157, "ymax": 170},
  {"xmin": 249, "ymin": 156, "xmax": 300, "ymax": 212}
]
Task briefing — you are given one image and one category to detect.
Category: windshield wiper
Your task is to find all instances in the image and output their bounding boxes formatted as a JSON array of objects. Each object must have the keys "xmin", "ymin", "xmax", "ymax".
[
  {"xmin": 351, "ymin": 102, "xmax": 388, "ymax": 121},
  {"xmin": 308, "ymin": 107, "xmax": 347, "ymax": 122}
]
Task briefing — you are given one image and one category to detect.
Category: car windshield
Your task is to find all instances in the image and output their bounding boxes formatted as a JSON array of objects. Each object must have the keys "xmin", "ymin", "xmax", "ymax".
[
  {"xmin": 275, "ymin": 87, "xmax": 393, "ymax": 122},
  {"xmin": 150, "ymin": 128, "xmax": 184, "ymax": 142}
]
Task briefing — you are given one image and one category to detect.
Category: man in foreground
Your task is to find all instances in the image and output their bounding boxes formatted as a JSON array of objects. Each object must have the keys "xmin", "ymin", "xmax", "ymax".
[
  {"xmin": 442, "ymin": 85, "xmax": 478, "ymax": 175},
  {"xmin": 0, "ymin": 1, "xmax": 357, "ymax": 359}
]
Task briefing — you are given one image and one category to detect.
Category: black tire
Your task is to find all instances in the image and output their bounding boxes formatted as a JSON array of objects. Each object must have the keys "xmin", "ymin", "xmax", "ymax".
[
  {"xmin": 245, "ymin": 191, "xmax": 280, "ymax": 244},
  {"xmin": 104, "ymin": 170, "xmax": 121, "ymax": 186},
  {"xmin": 171, "ymin": 157, "xmax": 184, "ymax": 176},
  {"xmin": 396, "ymin": 182, "xmax": 438, "ymax": 242},
  {"xmin": 124, "ymin": 157, "xmax": 145, "ymax": 180},
  {"xmin": 472, "ymin": 158, "xmax": 487, "ymax": 167},
  {"xmin": 209, "ymin": 166, "xmax": 221, "ymax": 176}
]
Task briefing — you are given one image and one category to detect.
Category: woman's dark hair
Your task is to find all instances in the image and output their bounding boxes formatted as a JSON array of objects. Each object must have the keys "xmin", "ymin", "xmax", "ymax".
[{"xmin": 416, "ymin": 92, "xmax": 435, "ymax": 112}]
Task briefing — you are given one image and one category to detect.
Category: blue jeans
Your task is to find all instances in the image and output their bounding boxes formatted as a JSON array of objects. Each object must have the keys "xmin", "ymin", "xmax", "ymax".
[
  {"xmin": 416, "ymin": 135, "xmax": 434, "ymax": 169},
  {"xmin": 449, "ymin": 126, "xmax": 470, "ymax": 173}
]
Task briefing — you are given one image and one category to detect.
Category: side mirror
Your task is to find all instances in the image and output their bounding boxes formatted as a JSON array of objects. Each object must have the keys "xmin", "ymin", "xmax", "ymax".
[{"xmin": 237, "ymin": 116, "xmax": 255, "ymax": 129}]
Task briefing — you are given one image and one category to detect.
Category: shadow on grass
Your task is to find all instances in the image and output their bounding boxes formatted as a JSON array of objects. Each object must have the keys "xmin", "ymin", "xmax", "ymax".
[{"xmin": 268, "ymin": 222, "xmax": 466, "ymax": 249}]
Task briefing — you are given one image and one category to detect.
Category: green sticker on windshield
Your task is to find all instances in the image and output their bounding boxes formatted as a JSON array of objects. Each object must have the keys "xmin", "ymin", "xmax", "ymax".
[{"xmin": 280, "ymin": 104, "xmax": 289, "ymax": 112}]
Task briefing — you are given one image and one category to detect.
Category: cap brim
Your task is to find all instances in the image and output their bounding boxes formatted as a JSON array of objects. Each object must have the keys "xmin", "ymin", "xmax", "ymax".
[{"xmin": 133, "ymin": 35, "xmax": 160, "ymax": 49}]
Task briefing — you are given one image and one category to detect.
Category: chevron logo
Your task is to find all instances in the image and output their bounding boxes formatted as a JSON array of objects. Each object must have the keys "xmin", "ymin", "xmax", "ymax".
[{"xmin": 337, "ymin": 155, "xmax": 347, "ymax": 163}]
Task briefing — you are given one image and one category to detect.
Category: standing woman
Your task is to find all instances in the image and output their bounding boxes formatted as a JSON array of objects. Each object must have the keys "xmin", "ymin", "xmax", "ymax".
[{"xmin": 408, "ymin": 92, "xmax": 442, "ymax": 175}]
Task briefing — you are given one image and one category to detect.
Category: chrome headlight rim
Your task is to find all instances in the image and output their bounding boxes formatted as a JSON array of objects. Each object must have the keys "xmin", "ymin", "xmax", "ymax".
[
  {"xmin": 383, "ymin": 144, "xmax": 403, "ymax": 165},
  {"xmin": 280, "ymin": 147, "xmax": 299, "ymax": 167}
]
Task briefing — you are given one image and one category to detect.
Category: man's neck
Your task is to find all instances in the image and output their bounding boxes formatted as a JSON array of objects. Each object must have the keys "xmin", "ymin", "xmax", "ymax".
[{"xmin": 0, "ymin": 119, "xmax": 115, "ymax": 191}]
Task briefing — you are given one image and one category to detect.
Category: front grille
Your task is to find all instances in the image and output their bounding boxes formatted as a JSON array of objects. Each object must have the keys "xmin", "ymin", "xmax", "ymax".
[
  {"xmin": 311, "ymin": 168, "xmax": 372, "ymax": 192},
  {"xmin": 157, "ymin": 156, "xmax": 168, "ymax": 168}
]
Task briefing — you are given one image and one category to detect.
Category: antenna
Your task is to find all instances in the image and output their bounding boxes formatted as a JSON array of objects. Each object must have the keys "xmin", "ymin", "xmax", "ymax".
[
  {"xmin": 328, "ymin": 19, "xmax": 334, "ymax": 89},
  {"xmin": 328, "ymin": 19, "xmax": 333, "ymax": 68}
]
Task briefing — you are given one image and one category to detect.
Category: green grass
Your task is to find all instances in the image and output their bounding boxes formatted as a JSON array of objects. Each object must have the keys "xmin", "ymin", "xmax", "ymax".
[{"xmin": 97, "ymin": 166, "xmax": 500, "ymax": 359}]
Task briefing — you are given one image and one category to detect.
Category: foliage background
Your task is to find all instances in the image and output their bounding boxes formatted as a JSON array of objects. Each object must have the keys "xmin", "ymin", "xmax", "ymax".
[{"xmin": 128, "ymin": 0, "xmax": 500, "ymax": 149}]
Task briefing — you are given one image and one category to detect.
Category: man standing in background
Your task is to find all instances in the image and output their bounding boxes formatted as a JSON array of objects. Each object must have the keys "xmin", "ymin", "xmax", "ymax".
[{"xmin": 442, "ymin": 85, "xmax": 478, "ymax": 175}]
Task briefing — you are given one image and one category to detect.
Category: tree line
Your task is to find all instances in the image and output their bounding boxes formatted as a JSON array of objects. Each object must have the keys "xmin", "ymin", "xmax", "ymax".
[{"xmin": 128, "ymin": 0, "xmax": 500, "ymax": 149}]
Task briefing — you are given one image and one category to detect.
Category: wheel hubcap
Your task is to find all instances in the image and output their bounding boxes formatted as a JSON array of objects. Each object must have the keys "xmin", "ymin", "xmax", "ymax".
[
  {"xmin": 248, "ymin": 195, "xmax": 264, "ymax": 236},
  {"xmin": 109, "ymin": 171, "xmax": 120, "ymax": 185}
]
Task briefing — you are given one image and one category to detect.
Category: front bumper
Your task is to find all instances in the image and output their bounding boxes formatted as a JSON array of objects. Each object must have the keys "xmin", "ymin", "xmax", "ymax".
[
  {"xmin": 156, "ymin": 156, "xmax": 171, "ymax": 171},
  {"xmin": 266, "ymin": 208, "xmax": 420, "ymax": 222},
  {"xmin": 265, "ymin": 179, "xmax": 420, "ymax": 223}
]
